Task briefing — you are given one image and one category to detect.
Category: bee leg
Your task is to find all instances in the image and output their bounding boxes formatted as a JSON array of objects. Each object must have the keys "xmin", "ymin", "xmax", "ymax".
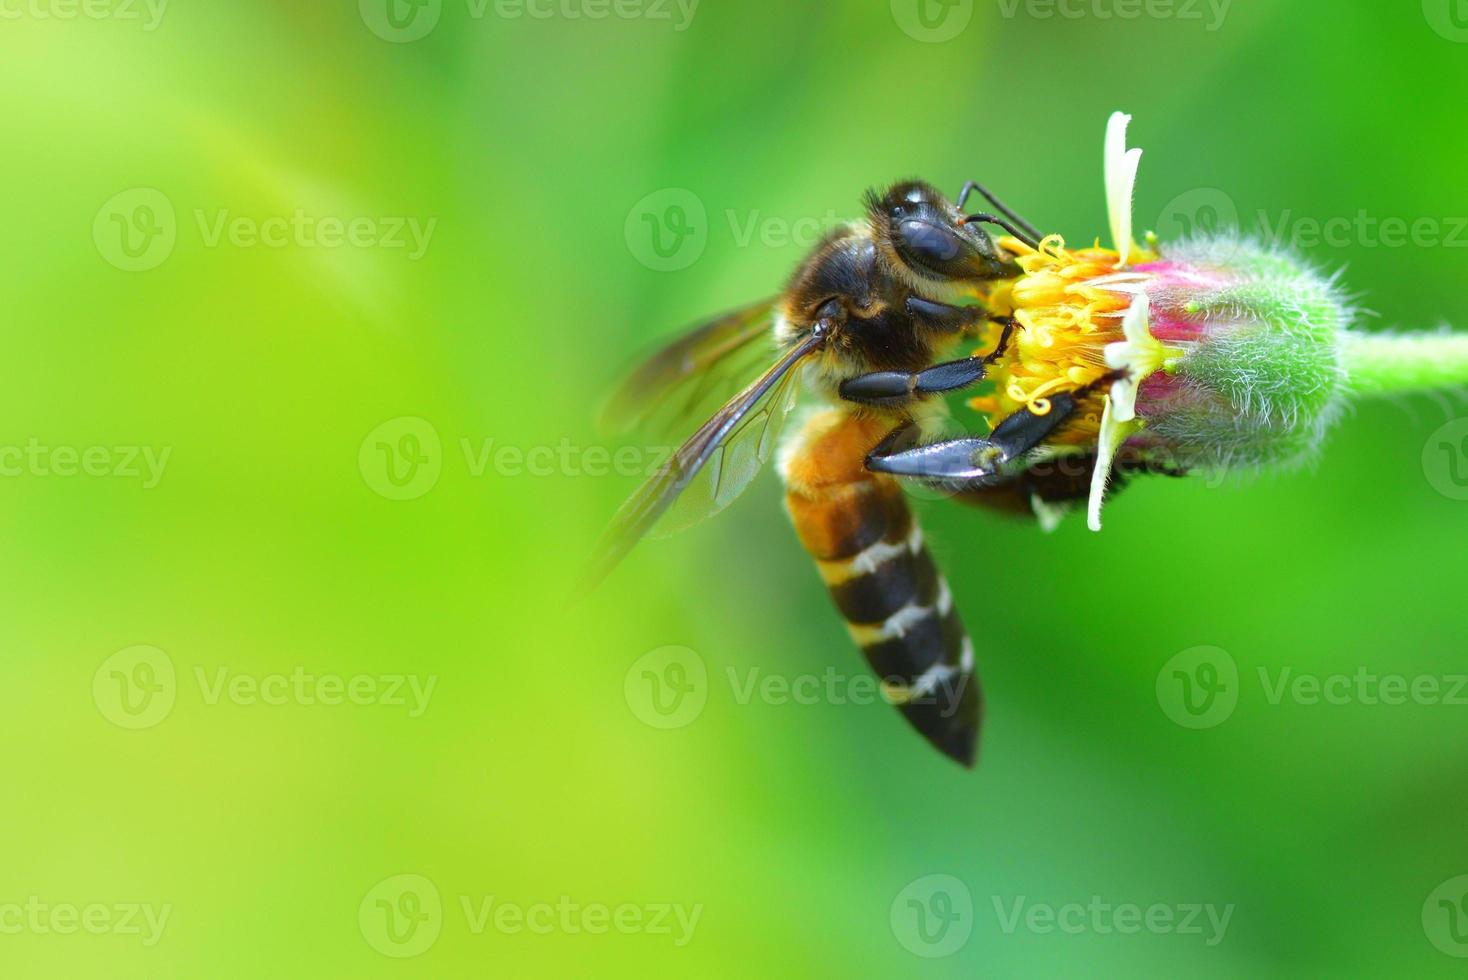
[
  {"xmin": 869, "ymin": 419, "xmax": 922, "ymax": 457},
  {"xmin": 840, "ymin": 357, "xmax": 989, "ymax": 408},
  {"xmin": 865, "ymin": 393, "xmax": 1078, "ymax": 486},
  {"xmin": 839, "ymin": 315, "xmax": 1018, "ymax": 409},
  {"xmin": 903, "ymin": 296, "xmax": 988, "ymax": 335},
  {"xmin": 956, "ymin": 180, "xmax": 1042, "ymax": 243}
]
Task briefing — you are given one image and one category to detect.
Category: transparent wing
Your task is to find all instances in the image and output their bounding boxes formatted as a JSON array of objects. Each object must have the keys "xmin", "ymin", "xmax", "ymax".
[
  {"xmin": 599, "ymin": 298, "xmax": 779, "ymax": 444},
  {"xmin": 583, "ymin": 334, "xmax": 818, "ymax": 590},
  {"xmin": 656, "ymin": 350, "xmax": 804, "ymax": 536}
]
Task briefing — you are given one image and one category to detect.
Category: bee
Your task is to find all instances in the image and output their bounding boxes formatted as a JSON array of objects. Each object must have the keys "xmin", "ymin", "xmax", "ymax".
[{"xmin": 590, "ymin": 180, "xmax": 1105, "ymax": 767}]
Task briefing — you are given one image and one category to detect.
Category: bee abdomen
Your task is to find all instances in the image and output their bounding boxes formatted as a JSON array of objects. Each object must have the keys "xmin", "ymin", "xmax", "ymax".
[{"xmin": 782, "ymin": 423, "xmax": 980, "ymax": 767}]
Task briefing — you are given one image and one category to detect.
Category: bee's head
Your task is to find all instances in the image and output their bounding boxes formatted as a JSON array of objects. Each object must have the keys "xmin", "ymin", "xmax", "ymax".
[{"xmin": 867, "ymin": 180, "xmax": 1020, "ymax": 289}]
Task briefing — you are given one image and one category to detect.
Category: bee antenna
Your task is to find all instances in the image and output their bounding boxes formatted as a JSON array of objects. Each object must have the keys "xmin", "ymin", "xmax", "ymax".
[{"xmin": 960, "ymin": 213, "xmax": 1040, "ymax": 251}]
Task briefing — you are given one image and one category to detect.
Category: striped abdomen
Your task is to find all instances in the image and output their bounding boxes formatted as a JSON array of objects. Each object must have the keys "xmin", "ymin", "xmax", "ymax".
[{"xmin": 780, "ymin": 409, "xmax": 980, "ymax": 766}]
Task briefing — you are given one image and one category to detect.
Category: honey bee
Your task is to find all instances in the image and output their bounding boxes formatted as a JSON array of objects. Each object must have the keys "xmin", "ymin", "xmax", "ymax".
[{"xmin": 590, "ymin": 180, "xmax": 1105, "ymax": 766}]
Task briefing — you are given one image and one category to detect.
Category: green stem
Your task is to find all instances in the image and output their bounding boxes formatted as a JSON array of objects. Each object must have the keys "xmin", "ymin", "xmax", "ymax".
[{"xmin": 1341, "ymin": 331, "xmax": 1468, "ymax": 397}]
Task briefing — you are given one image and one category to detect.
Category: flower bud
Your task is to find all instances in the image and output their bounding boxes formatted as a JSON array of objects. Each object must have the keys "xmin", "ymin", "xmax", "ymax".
[{"xmin": 1117, "ymin": 236, "xmax": 1352, "ymax": 471}]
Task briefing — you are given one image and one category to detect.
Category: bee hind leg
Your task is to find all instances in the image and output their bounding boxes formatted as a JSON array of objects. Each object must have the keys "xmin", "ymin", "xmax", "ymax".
[{"xmin": 865, "ymin": 393, "xmax": 1078, "ymax": 488}]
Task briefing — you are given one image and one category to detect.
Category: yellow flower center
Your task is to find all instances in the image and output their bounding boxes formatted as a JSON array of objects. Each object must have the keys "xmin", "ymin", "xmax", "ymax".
[{"xmin": 969, "ymin": 234, "xmax": 1157, "ymax": 446}]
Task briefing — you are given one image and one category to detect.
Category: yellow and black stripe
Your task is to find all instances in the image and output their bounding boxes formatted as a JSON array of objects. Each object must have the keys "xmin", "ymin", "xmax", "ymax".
[{"xmin": 781, "ymin": 410, "xmax": 980, "ymax": 767}]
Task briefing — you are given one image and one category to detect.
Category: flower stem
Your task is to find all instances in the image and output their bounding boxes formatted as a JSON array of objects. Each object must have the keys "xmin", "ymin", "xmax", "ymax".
[{"xmin": 1341, "ymin": 331, "xmax": 1468, "ymax": 397}]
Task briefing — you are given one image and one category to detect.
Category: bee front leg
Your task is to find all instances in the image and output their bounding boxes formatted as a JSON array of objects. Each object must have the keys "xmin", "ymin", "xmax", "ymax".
[
  {"xmin": 865, "ymin": 393, "xmax": 1079, "ymax": 488},
  {"xmin": 839, "ymin": 312, "xmax": 1016, "ymax": 409}
]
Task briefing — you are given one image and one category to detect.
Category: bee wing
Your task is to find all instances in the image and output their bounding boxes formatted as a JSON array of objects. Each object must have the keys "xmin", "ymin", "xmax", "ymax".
[
  {"xmin": 583, "ymin": 334, "xmax": 818, "ymax": 591},
  {"xmin": 599, "ymin": 298, "xmax": 780, "ymax": 442}
]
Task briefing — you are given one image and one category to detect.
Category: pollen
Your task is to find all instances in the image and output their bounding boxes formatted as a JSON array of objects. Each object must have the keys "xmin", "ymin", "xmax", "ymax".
[{"xmin": 969, "ymin": 234, "xmax": 1155, "ymax": 443}]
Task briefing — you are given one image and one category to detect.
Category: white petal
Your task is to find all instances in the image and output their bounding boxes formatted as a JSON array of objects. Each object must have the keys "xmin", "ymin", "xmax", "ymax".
[
  {"xmin": 1103, "ymin": 342, "xmax": 1132, "ymax": 370},
  {"xmin": 1109, "ymin": 376, "xmax": 1139, "ymax": 423},
  {"xmin": 1102, "ymin": 295, "xmax": 1150, "ymax": 423},
  {"xmin": 1085, "ymin": 272, "xmax": 1149, "ymax": 293},
  {"xmin": 1087, "ymin": 395, "xmax": 1127, "ymax": 532},
  {"xmin": 1120, "ymin": 293, "xmax": 1151, "ymax": 345},
  {"xmin": 1031, "ymin": 494, "xmax": 1069, "ymax": 534},
  {"xmin": 1104, "ymin": 111, "xmax": 1142, "ymax": 267}
]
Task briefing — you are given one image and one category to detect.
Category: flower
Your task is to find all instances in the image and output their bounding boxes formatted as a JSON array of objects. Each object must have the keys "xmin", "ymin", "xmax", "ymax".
[{"xmin": 970, "ymin": 112, "xmax": 1358, "ymax": 531}]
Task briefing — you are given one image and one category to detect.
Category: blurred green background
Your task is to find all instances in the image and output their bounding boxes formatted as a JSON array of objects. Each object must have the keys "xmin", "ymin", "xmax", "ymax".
[{"xmin": 4, "ymin": 0, "xmax": 1468, "ymax": 976}]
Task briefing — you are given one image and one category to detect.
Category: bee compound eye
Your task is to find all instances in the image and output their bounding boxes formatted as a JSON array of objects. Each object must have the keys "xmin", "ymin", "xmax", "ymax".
[{"xmin": 897, "ymin": 219, "xmax": 963, "ymax": 269}]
